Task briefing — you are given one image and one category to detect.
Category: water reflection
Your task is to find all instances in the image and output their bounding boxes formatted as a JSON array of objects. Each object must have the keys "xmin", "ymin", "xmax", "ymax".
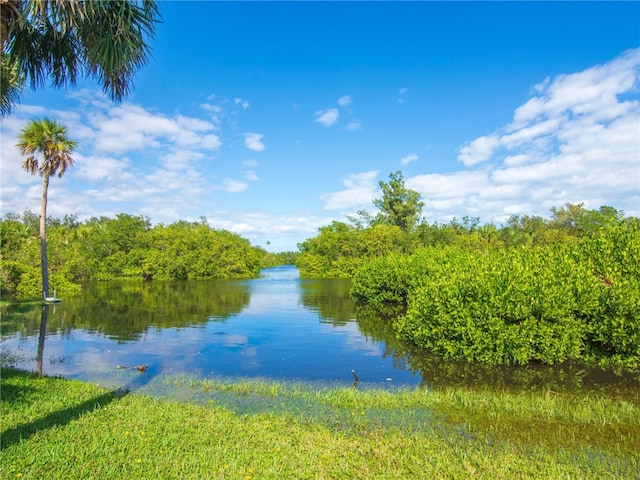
[
  {"xmin": 2, "ymin": 280, "xmax": 251, "ymax": 341},
  {"xmin": 353, "ymin": 303, "xmax": 640, "ymax": 400},
  {"xmin": 300, "ymin": 278, "xmax": 354, "ymax": 326},
  {"xmin": 36, "ymin": 305, "xmax": 48, "ymax": 375},
  {"xmin": 1, "ymin": 266, "xmax": 638, "ymax": 399}
]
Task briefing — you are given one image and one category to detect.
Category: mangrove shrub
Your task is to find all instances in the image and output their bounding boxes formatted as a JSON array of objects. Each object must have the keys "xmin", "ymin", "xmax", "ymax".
[{"xmin": 353, "ymin": 221, "xmax": 640, "ymax": 368}]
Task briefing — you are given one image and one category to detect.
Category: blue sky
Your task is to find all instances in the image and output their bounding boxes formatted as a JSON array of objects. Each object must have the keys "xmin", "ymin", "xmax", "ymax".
[{"xmin": 1, "ymin": 1, "xmax": 639, "ymax": 251}]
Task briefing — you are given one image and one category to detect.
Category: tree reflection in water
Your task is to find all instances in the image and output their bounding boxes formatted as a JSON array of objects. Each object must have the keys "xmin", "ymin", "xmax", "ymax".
[
  {"xmin": 36, "ymin": 305, "xmax": 48, "ymax": 375},
  {"xmin": 2, "ymin": 267, "xmax": 638, "ymax": 399}
]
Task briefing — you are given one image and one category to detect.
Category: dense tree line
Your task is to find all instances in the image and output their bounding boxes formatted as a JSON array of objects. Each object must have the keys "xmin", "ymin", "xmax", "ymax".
[
  {"xmin": 296, "ymin": 172, "xmax": 631, "ymax": 278},
  {"xmin": 0, "ymin": 212, "xmax": 291, "ymax": 300},
  {"xmin": 296, "ymin": 205, "xmax": 632, "ymax": 277}
]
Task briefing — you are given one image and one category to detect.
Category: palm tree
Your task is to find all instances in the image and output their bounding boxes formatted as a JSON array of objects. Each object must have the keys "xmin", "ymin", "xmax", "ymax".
[
  {"xmin": 1, "ymin": 0, "xmax": 160, "ymax": 117},
  {"xmin": 16, "ymin": 118, "xmax": 76, "ymax": 300},
  {"xmin": 0, "ymin": 55, "xmax": 22, "ymax": 117}
]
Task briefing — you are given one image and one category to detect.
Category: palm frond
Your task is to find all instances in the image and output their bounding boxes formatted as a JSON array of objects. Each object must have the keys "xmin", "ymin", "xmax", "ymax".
[
  {"xmin": 2, "ymin": 0, "xmax": 160, "ymax": 113},
  {"xmin": 21, "ymin": 155, "xmax": 38, "ymax": 174},
  {"xmin": 17, "ymin": 117, "xmax": 76, "ymax": 177},
  {"xmin": 0, "ymin": 56, "xmax": 24, "ymax": 117}
]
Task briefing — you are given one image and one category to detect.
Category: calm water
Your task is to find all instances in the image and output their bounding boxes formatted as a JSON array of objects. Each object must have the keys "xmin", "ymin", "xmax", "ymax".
[
  {"xmin": 2, "ymin": 266, "xmax": 638, "ymax": 397},
  {"xmin": 2, "ymin": 266, "xmax": 410, "ymax": 387}
]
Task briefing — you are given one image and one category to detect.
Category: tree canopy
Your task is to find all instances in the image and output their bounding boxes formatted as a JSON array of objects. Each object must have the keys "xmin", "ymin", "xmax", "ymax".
[{"xmin": 373, "ymin": 170, "xmax": 424, "ymax": 231}]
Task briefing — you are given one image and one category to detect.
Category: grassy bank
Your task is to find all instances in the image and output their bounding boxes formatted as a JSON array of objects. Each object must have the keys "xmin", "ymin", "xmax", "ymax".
[{"xmin": 1, "ymin": 368, "xmax": 638, "ymax": 479}]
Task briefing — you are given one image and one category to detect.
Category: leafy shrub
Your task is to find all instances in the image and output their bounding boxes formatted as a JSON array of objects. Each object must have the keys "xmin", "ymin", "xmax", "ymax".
[
  {"xmin": 351, "ymin": 246, "xmax": 457, "ymax": 305},
  {"xmin": 352, "ymin": 222, "xmax": 639, "ymax": 368},
  {"xmin": 15, "ymin": 264, "xmax": 41, "ymax": 300},
  {"xmin": 297, "ymin": 223, "xmax": 407, "ymax": 278},
  {"xmin": 350, "ymin": 253, "xmax": 414, "ymax": 304},
  {"xmin": 579, "ymin": 221, "xmax": 640, "ymax": 367},
  {"xmin": 394, "ymin": 245, "xmax": 602, "ymax": 365}
]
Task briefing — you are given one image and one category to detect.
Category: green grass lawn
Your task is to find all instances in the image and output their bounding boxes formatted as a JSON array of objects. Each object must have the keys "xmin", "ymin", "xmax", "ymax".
[{"xmin": 1, "ymin": 367, "xmax": 638, "ymax": 479}]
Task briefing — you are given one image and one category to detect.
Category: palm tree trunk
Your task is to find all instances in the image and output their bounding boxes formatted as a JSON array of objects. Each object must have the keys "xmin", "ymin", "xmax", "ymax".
[{"xmin": 40, "ymin": 172, "xmax": 50, "ymax": 299}]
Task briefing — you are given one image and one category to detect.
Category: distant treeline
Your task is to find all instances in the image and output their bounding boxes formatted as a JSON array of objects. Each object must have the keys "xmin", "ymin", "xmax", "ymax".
[
  {"xmin": 296, "ymin": 203, "xmax": 637, "ymax": 277},
  {"xmin": 0, "ymin": 212, "xmax": 296, "ymax": 300}
]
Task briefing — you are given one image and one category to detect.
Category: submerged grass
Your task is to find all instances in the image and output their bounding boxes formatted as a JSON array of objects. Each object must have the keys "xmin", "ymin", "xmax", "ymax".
[{"xmin": 2, "ymin": 367, "xmax": 639, "ymax": 479}]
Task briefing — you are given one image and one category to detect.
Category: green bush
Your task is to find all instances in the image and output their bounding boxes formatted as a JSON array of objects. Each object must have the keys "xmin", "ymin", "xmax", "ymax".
[
  {"xmin": 351, "ymin": 247, "xmax": 456, "ymax": 305},
  {"xmin": 350, "ymin": 252, "xmax": 414, "ymax": 304},
  {"xmin": 394, "ymin": 245, "xmax": 602, "ymax": 365},
  {"xmin": 352, "ymin": 222, "xmax": 639, "ymax": 368},
  {"xmin": 15, "ymin": 264, "xmax": 42, "ymax": 300},
  {"xmin": 579, "ymin": 221, "xmax": 640, "ymax": 366}
]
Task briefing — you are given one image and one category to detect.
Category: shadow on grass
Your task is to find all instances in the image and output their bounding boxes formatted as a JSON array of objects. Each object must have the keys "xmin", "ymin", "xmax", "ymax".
[
  {"xmin": 0, "ymin": 369, "xmax": 38, "ymax": 405},
  {"xmin": 1, "ymin": 375, "xmax": 129, "ymax": 450}
]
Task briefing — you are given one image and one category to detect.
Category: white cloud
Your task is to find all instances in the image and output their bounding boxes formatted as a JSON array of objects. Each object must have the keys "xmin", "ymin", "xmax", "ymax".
[
  {"xmin": 321, "ymin": 171, "xmax": 379, "ymax": 211},
  {"xmin": 234, "ymin": 98, "xmax": 250, "ymax": 109},
  {"xmin": 206, "ymin": 211, "xmax": 333, "ymax": 251},
  {"xmin": 0, "ymin": 91, "xmax": 234, "ymax": 230},
  {"xmin": 200, "ymin": 101, "xmax": 225, "ymax": 126},
  {"xmin": 338, "ymin": 95, "xmax": 352, "ymax": 107},
  {"xmin": 159, "ymin": 150, "xmax": 205, "ymax": 171},
  {"xmin": 346, "ymin": 120, "xmax": 361, "ymax": 131},
  {"xmin": 244, "ymin": 132, "xmax": 266, "ymax": 151},
  {"xmin": 221, "ymin": 178, "xmax": 248, "ymax": 193},
  {"xmin": 86, "ymin": 103, "xmax": 221, "ymax": 154},
  {"xmin": 200, "ymin": 134, "xmax": 222, "ymax": 150},
  {"xmin": 398, "ymin": 87, "xmax": 408, "ymax": 103},
  {"xmin": 457, "ymin": 134, "xmax": 500, "ymax": 166},
  {"xmin": 75, "ymin": 154, "xmax": 132, "ymax": 181},
  {"xmin": 401, "ymin": 153, "xmax": 419, "ymax": 165},
  {"xmin": 0, "ymin": 90, "xmax": 331, "ymax": 252},
  {"xmin": 201, "ymin": 94, "xmax": 251, "ymax": 126},
  {"xmin": 419, "ymin": 48, "xmax": 640, "ymax": 223},
  {"xmin": 315, "ymin": 108, "xmax": 339, "ymax": 126},
  {"xmin": 243, "ymin": 170, "xmax": 259, "ymax": 182},
  {"xmin": 512, "ymin": 49, "xmax": 639, "ymax": 126}
]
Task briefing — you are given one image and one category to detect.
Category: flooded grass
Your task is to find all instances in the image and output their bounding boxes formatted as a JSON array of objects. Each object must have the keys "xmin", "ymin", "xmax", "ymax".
[
  {"xmin": 2, "ymin": 367, "xmax": 638, "ymax": 478},
  {"xmin": 148, "ymin": 373, "xmax": 640, "ymax": 456}
]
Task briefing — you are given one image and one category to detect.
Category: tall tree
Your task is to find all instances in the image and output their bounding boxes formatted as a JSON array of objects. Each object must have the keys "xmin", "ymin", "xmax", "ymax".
[
  {"xmin": 16, "ymin": 117, "xmax": 76, "ymax": 299},
  {"xmin": 373, "ymin": 171, "xmax": 424, "ymax": 231},
  {"xmin": 0, "ymin": 0, "xmax": 160, "ymax": 117}
]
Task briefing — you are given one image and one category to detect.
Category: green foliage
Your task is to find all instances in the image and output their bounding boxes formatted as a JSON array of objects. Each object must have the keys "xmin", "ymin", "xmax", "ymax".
[
  {"xmin": 0, "ymin": 212, "xmax": 272, "ymax": 299},
  {"xmin": 351, "ymin": 247, "xmax": 452, "ymax": 305},
  {"xmin": 2, "ymin": 0, "xmax": 161, "ymax": 116},
  {"xmin": 296, "ymin": 222, "xmax": 407, "ymax": 277},
  {"xmin": 394, "ymin": 245, "xmax": 601, "ymax": 365},
  {"xmin": 14, "ymin": 263, "xmax": 41, "ymax": 300},
  {"xmin": 72, "ymin": 214, "xmax": 151, "ymax": 280},
  {"xmin": 579, "ymin": 220, "xmax": 640, "ymax": 366},
  {"xmin": 137, "ymin": 222, "xmax": 260, "ymax": 280},
  {"xmin": 373, "ymin": 170, "xmax": 424, "ymax": 231},
  {"xmin": 355, "ymin": 222, "xmax": 640, "ymax": 369},
  {"xmin": 549, "ymin": 202, "xmax": 625, "ymax": 236}
]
